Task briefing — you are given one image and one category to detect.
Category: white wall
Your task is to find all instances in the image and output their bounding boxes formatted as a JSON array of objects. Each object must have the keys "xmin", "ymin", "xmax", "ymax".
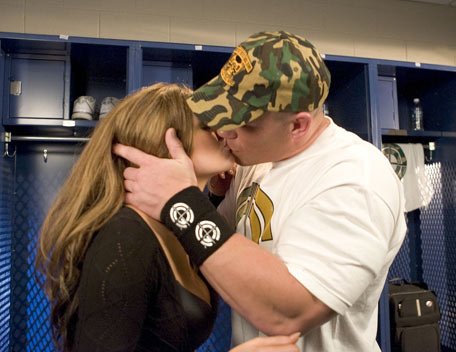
[{"xmin": 0, "ymin": 0, "xmax": 455, "ymax": 66}]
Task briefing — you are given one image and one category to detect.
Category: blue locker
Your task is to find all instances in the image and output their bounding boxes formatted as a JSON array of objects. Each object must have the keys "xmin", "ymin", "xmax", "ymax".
[
  {"xmin": 142, "ymin": 61, "xmax": 192, "ymax": 87},
  {"xmin": 8, "ymin": 57, "xmax": 65, "ymax": 119},
  {"xmin": 10, "ymin": 142, "xmax": 83, "ymax": 352}
]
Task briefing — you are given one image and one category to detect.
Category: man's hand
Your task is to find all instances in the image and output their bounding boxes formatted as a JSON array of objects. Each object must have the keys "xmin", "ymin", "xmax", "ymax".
[
  {"xmin": 229, "ymin": 332, "xmax": 300, "ymax": 352},
  {"xmin": 113, "ymin": 128, "xmax": 197, "ymax": 219}
]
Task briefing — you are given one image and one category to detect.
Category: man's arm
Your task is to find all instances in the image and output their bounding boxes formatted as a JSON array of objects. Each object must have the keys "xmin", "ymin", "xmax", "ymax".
[
  {"xmin": 113, "ymin": 129, "xmax": 334, "ymax": 335},
  {"xmin": 202, "ymin": 233, "xmax": 334, "ymax": 335}
]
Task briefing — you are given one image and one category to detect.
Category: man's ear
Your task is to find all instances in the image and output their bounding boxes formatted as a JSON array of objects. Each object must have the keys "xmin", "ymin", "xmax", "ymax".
[{"xmin": 290, "ymin": 112, "xmax": 312, "ymax": 138}]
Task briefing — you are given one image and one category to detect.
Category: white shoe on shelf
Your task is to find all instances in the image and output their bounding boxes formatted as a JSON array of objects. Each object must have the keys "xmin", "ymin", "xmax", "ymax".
[
  {"xmin": 72, "ymin": 96, "xmax": 96, "ymax": 120},
  {"xmin": 99, "ymin": 97, "xmax": 120, "ymax": 119}
]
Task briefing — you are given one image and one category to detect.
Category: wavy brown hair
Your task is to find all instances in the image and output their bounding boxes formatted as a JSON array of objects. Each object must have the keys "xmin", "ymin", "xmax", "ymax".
[{"xmin": 35, "ymin": 83, "xmax": 194, "ymax": 351}]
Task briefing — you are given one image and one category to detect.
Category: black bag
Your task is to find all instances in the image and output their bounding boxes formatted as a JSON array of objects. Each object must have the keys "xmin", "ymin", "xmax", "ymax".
[{"xmin": 389, "ymin": 280, "xmax": 441, "ymax": 352}]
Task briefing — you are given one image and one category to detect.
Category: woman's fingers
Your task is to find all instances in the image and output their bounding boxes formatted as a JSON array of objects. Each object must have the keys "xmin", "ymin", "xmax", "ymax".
[{"xmin": 229, "ymin": 332, "xmax": 300, "ymax": 352}]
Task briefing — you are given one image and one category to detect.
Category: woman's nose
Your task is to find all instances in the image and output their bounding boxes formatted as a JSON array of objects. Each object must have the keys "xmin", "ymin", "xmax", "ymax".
[{"xmin": 217, "ymin": 129, "xmax": 237, "ymax": 139}]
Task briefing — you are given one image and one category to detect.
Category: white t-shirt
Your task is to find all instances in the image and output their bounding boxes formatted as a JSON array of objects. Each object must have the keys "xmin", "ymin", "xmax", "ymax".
[{"xmin": 217, "ymin": 119, "xmax": 407, "ymax": 352}]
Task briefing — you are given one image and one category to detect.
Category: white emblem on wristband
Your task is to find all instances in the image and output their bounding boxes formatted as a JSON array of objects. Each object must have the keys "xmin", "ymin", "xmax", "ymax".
[
  {"xmin": 170, "ymin": 202, "xmax": 194, "ymax": 229},
  {"xmin": 195, "ymin": 220, "xmax": 221, "ymax": 248}
]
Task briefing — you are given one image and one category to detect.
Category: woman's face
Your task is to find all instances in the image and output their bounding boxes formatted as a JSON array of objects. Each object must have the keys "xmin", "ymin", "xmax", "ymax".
[{"xmin": 190, "ymin": 116, "xmax": 235, "ymax": 179}]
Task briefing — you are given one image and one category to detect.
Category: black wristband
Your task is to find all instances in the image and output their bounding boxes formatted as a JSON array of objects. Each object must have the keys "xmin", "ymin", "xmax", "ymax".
[{"xmin": 161, "ymin": 186, "xmax": 234, "ymax": 266}]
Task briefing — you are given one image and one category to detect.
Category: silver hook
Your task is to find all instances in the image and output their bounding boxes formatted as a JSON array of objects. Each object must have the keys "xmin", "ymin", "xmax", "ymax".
[
  {"xmin": 3, "ymin": 142, "xmax": 16, "ymax": 158},
  {"xmin": 424, "ymin": 142, "xmax": 435, "ymax": 163},
  {"xmin": 43, "ymin": 149, "xmax": 48, "ymax": 163},
  {"xmin": 3, "ymin": 132, "xmax": 16, "ymax": 158}
]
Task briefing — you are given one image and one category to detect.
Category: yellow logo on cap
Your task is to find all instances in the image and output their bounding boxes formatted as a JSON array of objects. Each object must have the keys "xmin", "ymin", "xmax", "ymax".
[{"xmin": 220, "ymin": 47, "xmax": 253, "ymax": 87}]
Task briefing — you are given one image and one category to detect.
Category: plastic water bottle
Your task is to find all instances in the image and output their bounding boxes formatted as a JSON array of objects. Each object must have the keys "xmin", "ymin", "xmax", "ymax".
[{"xmin": 411, "ymin": 98, "xmax": 423, "ymax": 131}]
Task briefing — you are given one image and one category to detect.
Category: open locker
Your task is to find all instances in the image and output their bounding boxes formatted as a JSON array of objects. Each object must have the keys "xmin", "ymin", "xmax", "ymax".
[
  {"xmin": 380, "ymin": 61, "xmax": 456, "ymax": 352},
  {"xmin": 8, "ymin": 142, "xmax": 84, "ymax": 351}
]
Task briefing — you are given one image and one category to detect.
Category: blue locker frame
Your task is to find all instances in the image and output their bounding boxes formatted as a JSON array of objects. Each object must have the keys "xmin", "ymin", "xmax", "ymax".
[{"xmin": 0, "ymin": 39, "xmax": 13, "ymax": 352}]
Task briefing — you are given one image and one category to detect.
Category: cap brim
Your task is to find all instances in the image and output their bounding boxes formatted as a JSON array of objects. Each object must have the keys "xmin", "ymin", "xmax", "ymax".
[{"xmin": 187, "ymin": 76, "xmax": 264, "ymax": 131}]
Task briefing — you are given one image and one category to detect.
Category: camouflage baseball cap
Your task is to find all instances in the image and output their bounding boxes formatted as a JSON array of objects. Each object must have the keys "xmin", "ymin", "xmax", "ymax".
[{"xmin": 187, "ymin": 31, "xmax": 331, "ymax": 131}]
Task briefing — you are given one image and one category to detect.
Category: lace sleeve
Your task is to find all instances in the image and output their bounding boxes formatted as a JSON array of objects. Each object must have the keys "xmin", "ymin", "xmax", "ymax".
[{"xmin": 72, "ymin": 211, "xmax": 162, "ymax": 351}]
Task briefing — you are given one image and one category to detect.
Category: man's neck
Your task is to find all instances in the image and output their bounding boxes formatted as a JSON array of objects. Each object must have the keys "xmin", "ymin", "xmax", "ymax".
[
  {"xmin": 302, "ymin": 115, "xmax": 330, "ymax": 150},
  {"xmin": 283, "ymin": 114, "xmax": 330, "ymax": 161}
]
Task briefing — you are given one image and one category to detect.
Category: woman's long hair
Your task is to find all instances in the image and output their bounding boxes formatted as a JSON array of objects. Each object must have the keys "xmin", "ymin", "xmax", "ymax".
[{"xmin": 35, "ymin": 83, "xmax": 194, "ymax": 350}]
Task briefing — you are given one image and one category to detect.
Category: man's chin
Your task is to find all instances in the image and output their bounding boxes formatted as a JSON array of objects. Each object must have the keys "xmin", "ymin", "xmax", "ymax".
[
  {"xmin": 233, "ymin": 156, "xmax": 249, "ymax": 166},
  {"xmin": 231, "ymin": 150, "xmax": 254, "ymax": 166}
]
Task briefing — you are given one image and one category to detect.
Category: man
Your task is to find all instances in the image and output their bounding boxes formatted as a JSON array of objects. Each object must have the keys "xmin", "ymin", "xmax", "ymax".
[{"xmin": 114, "ymin": 31, "xmax": 406, "ymax": 351}]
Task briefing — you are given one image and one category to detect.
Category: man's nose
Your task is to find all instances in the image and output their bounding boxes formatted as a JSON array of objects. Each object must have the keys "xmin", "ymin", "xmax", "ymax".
[{"xmin": 217, "ymin": 129, "xmax": 237, "ymax": 139}]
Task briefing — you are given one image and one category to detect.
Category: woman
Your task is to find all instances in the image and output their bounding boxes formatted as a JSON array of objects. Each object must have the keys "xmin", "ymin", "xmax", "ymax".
[{"xmin": 36, "ymin": 83, "xmax": 298, "ymax": 352}]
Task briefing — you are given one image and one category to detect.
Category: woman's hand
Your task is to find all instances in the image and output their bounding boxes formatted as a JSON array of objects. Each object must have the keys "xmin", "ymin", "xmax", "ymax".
[
  {"xmin": 229, "ymin": 332, "xmax": 300, "ymax": 352},
  {"xmin": 208, "ymin": 164, "xmax": 236, "ymax": 197}
]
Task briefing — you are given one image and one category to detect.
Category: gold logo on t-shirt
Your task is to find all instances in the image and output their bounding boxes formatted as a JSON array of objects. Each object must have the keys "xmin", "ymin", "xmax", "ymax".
[{"xmin": 236, "ymin": 183, "xmax": 274, "ymax": 244}]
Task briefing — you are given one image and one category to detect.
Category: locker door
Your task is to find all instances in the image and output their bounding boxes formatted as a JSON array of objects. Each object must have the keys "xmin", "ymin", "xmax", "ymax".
[
  {"xmin": 9, "ymin": 57, "xmax": 65, "ymax": 119},
  {"xmin": 11, "ymin": 143, "xmax": 82, "ymax": 352},
  {"xmin": 377, "ymin": 76, "xmax": 399, "ymax": 130}
]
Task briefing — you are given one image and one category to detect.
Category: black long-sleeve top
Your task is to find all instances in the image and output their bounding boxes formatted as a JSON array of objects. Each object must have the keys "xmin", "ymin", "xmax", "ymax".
[{"xmin": 71, "ymin": 207, "xmax": 217, "ymax": 352}]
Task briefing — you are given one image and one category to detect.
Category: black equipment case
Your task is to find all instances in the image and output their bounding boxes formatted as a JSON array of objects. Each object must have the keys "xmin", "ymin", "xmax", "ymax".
[{"xmin": 389, "ymin": 280, "xmax": 441, "ymax": 352}]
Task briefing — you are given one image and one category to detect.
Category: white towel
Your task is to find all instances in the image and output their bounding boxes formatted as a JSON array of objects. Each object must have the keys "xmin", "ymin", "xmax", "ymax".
[{"xmin": 383, "ymin": 143, "xmax": 434, "ymax": 212}]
